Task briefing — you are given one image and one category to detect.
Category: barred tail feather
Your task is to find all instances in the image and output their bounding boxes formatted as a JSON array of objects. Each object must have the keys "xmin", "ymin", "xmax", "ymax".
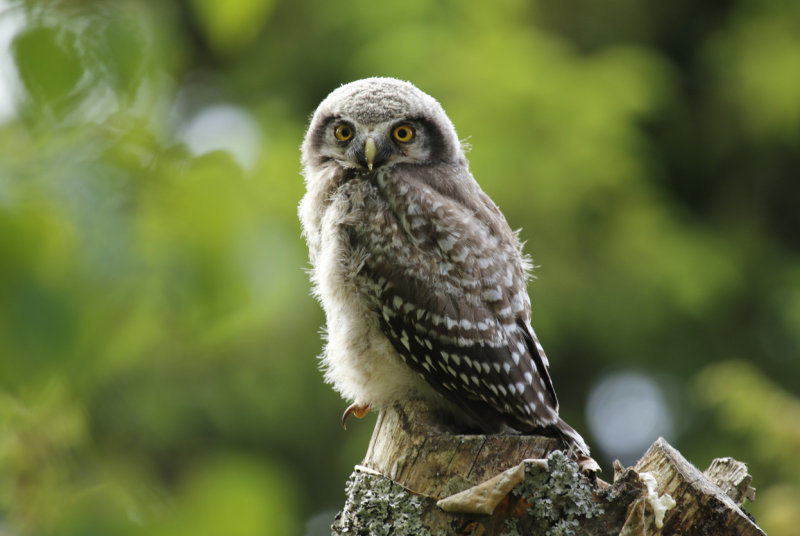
[
  {"xmin": 555, "ymin": 418, "xmax": 601, "ymax": 473},
  {"xmin": 555, "ymin": 418, "xmax": 590, "ymax": 458}
]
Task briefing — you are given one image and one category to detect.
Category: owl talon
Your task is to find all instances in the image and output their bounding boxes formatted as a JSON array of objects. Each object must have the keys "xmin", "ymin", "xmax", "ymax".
[{"xmin": 342, "ymin": 403, "xmax": 370, "ymax": 429}]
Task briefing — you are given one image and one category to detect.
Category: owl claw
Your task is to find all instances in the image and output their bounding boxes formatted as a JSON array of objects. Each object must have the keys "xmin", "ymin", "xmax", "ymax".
[{"xmin": 342, "ymin": 403, "xmax": 370, "ymax": 429}]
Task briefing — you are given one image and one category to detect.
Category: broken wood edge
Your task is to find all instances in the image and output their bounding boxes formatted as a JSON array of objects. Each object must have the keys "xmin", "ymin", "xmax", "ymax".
[
  {"xmin": 436, "ymin": 457, "xmax": 548, "ymax": 515},
  {"xmin": 633, "ymin": 437, "xmax": 765, "ymax": 535},
  {"xmin": 336, "ymin": 405, "xmax": 768, "ymax": 535},
  {"xmin": 361, "ymin": 401, "xmax": 567, "ymax": 499},
  {"xmin": 704, "ymin": 456, "xmax": 756, "ymax": 506},
  {"xmin": 335, "ymin": 449, "xmax": 612, "ymax": 536}
]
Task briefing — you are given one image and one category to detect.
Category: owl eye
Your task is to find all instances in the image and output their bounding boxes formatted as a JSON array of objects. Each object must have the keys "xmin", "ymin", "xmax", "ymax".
[
  {"xmin": 392, "ymin": 125, "xmax": 415, "ymax": 143},
  {"xmin": 334, "ymin": 124, "xmax": 354, "ymax": 142}
]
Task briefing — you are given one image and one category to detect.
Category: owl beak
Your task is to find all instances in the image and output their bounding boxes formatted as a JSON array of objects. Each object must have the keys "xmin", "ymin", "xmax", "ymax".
[{"xmin": 364, "ymin": 137, "xmax": 377, "ymax": 171}]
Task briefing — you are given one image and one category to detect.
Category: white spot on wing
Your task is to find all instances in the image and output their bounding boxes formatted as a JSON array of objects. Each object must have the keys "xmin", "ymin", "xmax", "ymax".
[
  {"xmin": 400, "ymin": 330, "xmax": 410, "ymax": 351},
  {"xmin": 524, "ymin": 372, "xmax": 533, "ymax": 384}
]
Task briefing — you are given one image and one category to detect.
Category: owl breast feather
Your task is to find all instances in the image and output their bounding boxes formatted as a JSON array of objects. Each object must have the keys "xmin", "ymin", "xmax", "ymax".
[{"xmin": 332, "ymin": 168, "xmax": 560, "ymax": 432}]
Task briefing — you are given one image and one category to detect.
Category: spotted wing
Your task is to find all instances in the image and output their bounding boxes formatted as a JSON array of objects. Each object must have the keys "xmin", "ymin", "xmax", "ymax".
[{"xmin": 355, "ymin": 165, "xmax": 560, "ymax": 432}]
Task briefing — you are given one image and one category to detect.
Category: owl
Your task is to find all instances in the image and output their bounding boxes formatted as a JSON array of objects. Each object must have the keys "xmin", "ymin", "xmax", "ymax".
[{"xmin": 299, "ymin": 77, "xmax": 591, "ymax": 459}]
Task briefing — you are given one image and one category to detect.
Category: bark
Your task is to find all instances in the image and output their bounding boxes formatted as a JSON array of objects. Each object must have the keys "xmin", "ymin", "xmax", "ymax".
[{"xmin": 332, "ymin": 401, "xmax": 766, "ymax": 536}]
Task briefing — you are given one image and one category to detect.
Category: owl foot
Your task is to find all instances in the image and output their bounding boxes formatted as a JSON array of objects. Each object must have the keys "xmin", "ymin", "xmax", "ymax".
[{"xmin": 342, "ymin": 403, "xmax": 370, "ymax": 430}]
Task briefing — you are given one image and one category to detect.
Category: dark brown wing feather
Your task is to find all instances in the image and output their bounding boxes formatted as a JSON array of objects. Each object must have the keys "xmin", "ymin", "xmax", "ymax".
[{"xmin": 348, "ymin": 164, "xmax": 561, "ymax": 432}]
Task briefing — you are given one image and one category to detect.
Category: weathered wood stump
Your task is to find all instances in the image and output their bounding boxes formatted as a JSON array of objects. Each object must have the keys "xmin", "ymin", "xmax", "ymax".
[
  {"xmin": 361, "ymin": 400, "xmax": 564, "ymax": 501},
  {"xmin": 332, "ymin": 401, "xmax": 767, "ymax": 535}
]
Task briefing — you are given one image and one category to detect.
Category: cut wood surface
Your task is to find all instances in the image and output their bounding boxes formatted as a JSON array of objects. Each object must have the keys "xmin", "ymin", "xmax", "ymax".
[
  {"xmin": 333, "ymin": 402, "xmax": 767, "ymax": 535},
  {"xmin": 361, "ymin": 400, "xmax": 562, "ymax": 499}
]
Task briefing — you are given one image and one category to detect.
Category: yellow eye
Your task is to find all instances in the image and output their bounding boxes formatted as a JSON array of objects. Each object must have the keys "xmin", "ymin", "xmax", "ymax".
[
  {"xmin": 392, "ymin": 125, "xmax": 415, "ymax": 143},
  {"xmin": 334, "ymin": 124, "xmax": 354, "ymax": 141}
]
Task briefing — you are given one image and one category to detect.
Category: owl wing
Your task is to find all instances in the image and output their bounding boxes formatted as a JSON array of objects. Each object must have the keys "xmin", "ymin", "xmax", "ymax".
[{"xmin": 359, "ymin": 166, "xmax": 561, "ymax": 432}]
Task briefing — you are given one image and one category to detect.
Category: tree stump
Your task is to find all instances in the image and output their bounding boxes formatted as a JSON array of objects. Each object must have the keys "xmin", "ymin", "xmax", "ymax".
[{"xmin": 332, "ymin": 401, "xmax": 767, "ymax": 535}]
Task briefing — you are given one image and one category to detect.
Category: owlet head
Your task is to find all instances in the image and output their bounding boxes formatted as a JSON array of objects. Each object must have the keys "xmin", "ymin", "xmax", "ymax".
[{"xmin": 301, "ymin": 77, "xmax": 465, "ymax": 174}]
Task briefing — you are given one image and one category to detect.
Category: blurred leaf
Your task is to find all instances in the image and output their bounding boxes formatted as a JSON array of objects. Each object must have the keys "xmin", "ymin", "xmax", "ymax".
[
  {"xmin": 695, "ymin": 360, "xmax": 800, "ymax": 476},
  {"xmin": 0, "ymin": 383, "xmax": 87, "ymax": 533},
  {"xmin": 12, "ymin": 25, "xmax": 84, "ymax": 117},
  {"xmin": 705, "ymin": 6, "xmax": 800, "ymax": 142},
  {"xmin": 188, "ymin": 0, "xmax": 275, "ymax": 54},
  {"xmin": 92, "ymin": 6, "xmax": 152, "ymax": 98},
  {"xmin": 153, "ymin": 454, "xmax": 299, "ymax": 536},
  {"xmin": 756, "ymin": 485, "xmax": 800, "ymax": 536}
]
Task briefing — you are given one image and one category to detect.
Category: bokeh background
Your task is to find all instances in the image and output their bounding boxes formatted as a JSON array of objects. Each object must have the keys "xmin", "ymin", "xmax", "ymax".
[{"xmin": 0, "ymin": 0, "xmax": 798, "ymax": 534}]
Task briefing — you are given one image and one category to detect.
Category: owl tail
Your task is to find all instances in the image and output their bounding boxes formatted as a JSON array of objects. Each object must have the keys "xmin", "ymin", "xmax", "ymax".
[{"xmin": 555, "ymin": 418, "xmax": 601, "ymax": 473}]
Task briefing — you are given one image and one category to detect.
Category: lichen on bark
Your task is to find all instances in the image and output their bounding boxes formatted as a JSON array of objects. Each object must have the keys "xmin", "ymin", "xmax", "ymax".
[
  {"xmin": 503, "ymin": 450, "xmax": 603, "ymax": 536},
  {"xmin": 332, "ymin": 470, "xmax": 446, "ymax": 536}
]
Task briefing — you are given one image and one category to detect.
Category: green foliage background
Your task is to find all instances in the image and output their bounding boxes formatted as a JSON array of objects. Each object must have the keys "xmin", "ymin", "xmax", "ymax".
[{"xmin": 0, "ymin": 0, "xmax": 798, "ymax": 534}]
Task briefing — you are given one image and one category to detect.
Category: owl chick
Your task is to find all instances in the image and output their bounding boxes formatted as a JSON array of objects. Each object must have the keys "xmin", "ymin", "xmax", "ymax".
[{"xmin": 299, "ymin": 77, "xmax": 591, "ymax": 459}]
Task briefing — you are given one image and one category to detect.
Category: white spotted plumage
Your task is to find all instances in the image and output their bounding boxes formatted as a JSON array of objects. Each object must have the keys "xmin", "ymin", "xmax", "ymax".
[{"xmin": 299, "ymin": 77, "xmax": 590, "ymax": 457}]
